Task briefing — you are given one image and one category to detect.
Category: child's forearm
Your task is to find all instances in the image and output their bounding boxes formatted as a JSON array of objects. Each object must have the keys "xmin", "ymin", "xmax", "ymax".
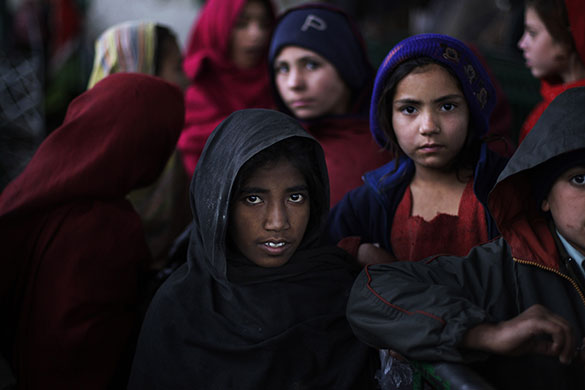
[{"xmin": 461, "ymin": 304, "xmax": 576, "ymax": 365}]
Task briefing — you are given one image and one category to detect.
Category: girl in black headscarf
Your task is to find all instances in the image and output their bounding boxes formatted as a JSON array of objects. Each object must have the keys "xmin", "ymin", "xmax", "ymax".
[{"xmin": 128, "ymin": 108, "xmax": 378, "ymax": 389}]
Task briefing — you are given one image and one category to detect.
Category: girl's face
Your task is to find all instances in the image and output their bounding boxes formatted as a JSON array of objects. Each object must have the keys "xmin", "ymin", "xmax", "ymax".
[
  {"xmin": 274, "ymin": 46, "xmax": 351, "ymax": 119},
  {"xmin": 518, "ymin": 6, "xmax": 569, "ymax": 80},
  {"xmin": 391, "ymin": 64, "xmax": 469, "ymax": 173},
  {"xmin": 542, "ymin": 166, "xmax": 585, "ymax": 256},
  {"xmin": 158, "ymin": 38, "xmax": 189, "ymax": 91},
  {"xmin": 229, "ymin": 0, "xmax": 272, "ymax": 69},
  {"xmin": 229, "ymin": 158, "xmax": 310, "ymax": 267}
]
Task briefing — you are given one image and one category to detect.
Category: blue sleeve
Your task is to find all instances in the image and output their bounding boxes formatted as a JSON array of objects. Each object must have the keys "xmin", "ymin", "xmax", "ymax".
[
  {"xmin": 474, "ymin": 145, "xmax": 509, "ymax": 239},
  {"xmin": 323, "ymin": 184, "xmax": 376, "ymax": 245},
  {"xmin": 323, "ymin": 182, "xmax": 398, "ymax": 251}
]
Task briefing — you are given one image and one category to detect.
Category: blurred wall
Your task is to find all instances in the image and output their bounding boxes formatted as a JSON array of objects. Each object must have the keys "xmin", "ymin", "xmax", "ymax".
[{"xmin": 85, "ymin": 0, "xmax": 201, "ymax": 50}]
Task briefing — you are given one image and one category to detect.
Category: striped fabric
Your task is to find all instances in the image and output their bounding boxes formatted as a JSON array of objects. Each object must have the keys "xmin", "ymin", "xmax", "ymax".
[{"xmin": 87, "ymin": 21, "xmax": 156, "ymax": 89}]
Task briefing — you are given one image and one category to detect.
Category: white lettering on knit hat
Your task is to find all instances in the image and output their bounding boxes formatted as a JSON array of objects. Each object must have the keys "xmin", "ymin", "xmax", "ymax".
[{"xmin": 301, "ymin": 15, "xmax": 327, "ymax": 32}]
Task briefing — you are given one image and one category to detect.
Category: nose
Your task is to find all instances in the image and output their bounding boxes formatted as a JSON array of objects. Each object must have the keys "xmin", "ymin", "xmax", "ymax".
[
  {"xmin": 247, "ymin": 21, "xmax": 265, "ymax": 43},
  {"xmin": 287, "ymin": 66, "xmax": 304, "ymax": 90},
  {"xmin": 419, "ymin": 110, "xmax": 440, "ymax": 135},
  {"xmin": 518, "ymin": 31, "xmax": 528, "ymax": 50},
  {"xmin": 264, "ymin": 201, "xmax": 290, "ymax": 232}
]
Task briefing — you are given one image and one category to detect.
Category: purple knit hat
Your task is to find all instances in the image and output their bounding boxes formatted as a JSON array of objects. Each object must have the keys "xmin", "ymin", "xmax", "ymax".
[{"xmin": 370, "ymin": 33, "xmax": 496, "ymax": 148}]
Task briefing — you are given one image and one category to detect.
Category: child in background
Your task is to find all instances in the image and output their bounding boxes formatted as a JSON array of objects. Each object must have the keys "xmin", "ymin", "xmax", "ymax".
[
  {"xmin": 517, "ymin": 0, "xmax": 585, "ymax": 144},
  {"xmin": 87, "ymin": 21, "xmax": 188, "ymax": 90},
  {"xmin": 0, "ymin": 74, "xmax": 184, "ymax": 389},
  {"xmin": 346, "ymin": 86, "xmax": 585, "ymax": 390},
  {"xmin": 88, "ymin": 21, "xmax": 191, "ymax": 270},
  {"xmin": 128, "ymin": 109, "xmax": 378, "ymax": 389},
  {"xmin": 268, "ymin": 4, "xmax": 391, "ymax": 206},
  {"xmin": 178, "ymin": 0, "xmax": 275, "ymax": 176},
  {"xmin": 326, "ymin": 34, "xmax": 508, "ymax": 264}
]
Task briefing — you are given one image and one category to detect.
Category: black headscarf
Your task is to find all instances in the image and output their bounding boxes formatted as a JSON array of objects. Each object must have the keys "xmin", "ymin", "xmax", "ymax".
[{"xmin": 128, "ymin": 109, "xmax": 377, "ymax": 389}]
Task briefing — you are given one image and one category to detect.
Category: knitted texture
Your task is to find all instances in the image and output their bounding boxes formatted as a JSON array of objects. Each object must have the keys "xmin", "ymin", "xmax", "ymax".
[{"xmin": 268, "ymin": 4, "xmax": 371, "ymax": 91}]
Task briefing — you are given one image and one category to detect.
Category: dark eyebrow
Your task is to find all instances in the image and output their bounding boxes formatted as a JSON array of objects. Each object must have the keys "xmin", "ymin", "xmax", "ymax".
[
  {"xmin": 564, "ymin": 166, "xmax": 585, "ymax": 174},
  {"xmin": 287, "ymin": 184, "xmax": 309, "ymax": 193},
  {"xmin": 434, "ymin": 94, "xmax": 465, "ymax": 103},
  {"xmin": 394, "ymin": 94, "xmax": 464, "ymax": 105},
  {"xmin": 297, "ymin": 56, "xmax": 321, "ymax": 63},
  {"xmin": 239, "ymin": 187, "xmax": 269, "ymax": 195},
  {"xmin": 394, "ymin": 98, "xmax": 420, "ymax": 105},
  {"xmin": 275, "ymin": 56, "xmax": 321, "ymax": 65},
  {"xmin": 238, "ymin": 184, "xmax": 309, "ymax": 195}
]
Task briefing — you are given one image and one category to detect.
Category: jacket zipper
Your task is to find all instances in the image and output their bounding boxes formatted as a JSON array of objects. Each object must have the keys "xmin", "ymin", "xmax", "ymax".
[{"xmin": 513, "ymin": 257, "xmax": 585, "ymax": 307}]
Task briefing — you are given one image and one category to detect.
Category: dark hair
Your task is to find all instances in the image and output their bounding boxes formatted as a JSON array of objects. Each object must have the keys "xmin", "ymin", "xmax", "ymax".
[
  {"xmin": 525, "ymin": 0, "xmax": 574, "ymax": 51},
  {"xmin": 246, "ymin": 0, "xmax": 273, "ymax": 13},
  {"xmin": 376, "ymin": 57, "xmax": 481, "ymax": 178},
  {"xmin": 231, "ymin": 137, "xmax": 325, "ymax": 229},
  {"xmin": 235, "ymin": 0, "xmax": 274, "ymax": 29},
  {"xmin": 154, "ymin": 25, "xmax": 178, "ymax": 76}
]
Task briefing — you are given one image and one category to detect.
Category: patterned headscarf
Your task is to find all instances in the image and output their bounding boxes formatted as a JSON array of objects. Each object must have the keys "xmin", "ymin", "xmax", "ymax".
[{"xmin": 87, "ymin": 21, "xmax": 157, "ymax": 89}]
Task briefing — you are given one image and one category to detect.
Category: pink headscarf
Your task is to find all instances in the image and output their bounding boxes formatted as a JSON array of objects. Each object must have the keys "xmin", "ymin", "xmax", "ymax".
[{"xmin": 178, "ymin": 0, "xmax": 276, "ymax": 176}]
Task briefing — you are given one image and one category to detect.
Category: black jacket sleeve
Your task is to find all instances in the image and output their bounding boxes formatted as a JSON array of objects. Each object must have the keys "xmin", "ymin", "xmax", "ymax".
[{"xmin": 346, "ymin": 238, "xmax": 516, "ymax": 362}]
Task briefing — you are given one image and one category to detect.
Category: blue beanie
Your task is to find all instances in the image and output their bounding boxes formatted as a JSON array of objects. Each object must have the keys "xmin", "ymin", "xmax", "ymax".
[
  {"xmin": 370, "ymin": 34, "xmax": 496, "ymax": 148},
  {"xmin": 268, "ymin": 4, "xmax": 371, "ymax": 92}
]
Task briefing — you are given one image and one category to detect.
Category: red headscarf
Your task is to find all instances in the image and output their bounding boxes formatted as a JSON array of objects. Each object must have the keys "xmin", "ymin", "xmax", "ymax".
[
  {"xmin": 0, "ymin": 73, "xmax": 184, "ymax": 388},
  {"xmin": 178, "ymin": 0, "xmax": 276, "ymax": 176},
  {"xmin": 518, "ymin": 0, "xmax": 585, "ymax": 144},
  {"xmin": 566, "ymin": 0, "xmax": 585, "ymax": 66}
]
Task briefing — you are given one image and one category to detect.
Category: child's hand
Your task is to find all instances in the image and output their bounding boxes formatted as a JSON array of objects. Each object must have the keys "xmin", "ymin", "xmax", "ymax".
[
  {"xmin": 357, "ymin": 243, "xmax": 396, "ymax": 266},
  {"xmin": 462, "ymin": 304, "xmax": 576, "ymax": 365}
]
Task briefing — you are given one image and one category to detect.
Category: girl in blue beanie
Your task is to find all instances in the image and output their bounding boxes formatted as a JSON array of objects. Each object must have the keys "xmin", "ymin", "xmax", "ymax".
[
  {"xmin": 325, "ymin": 33, "xmax": 509, "ymax": 265},
  {"xmin": 268, "ymin": 4, "xmax": 391, "ymax": 206}
]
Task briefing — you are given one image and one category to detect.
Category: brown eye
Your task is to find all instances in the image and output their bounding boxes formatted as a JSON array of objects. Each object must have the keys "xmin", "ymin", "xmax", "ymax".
[
  {"xmin": 304, "ymin": 60, "xmax": 319, "ymax": 70},
  {"xmin": 399, "ymin": 106, "xmax": 416, "ymax": 115},
  {"xmin": 234, "ymin": 17, "xmax": 249, "ymax": 29},
  {"xmin": 289, "ymin": 193, "xmax": 305, "ymax": 203},
  {"xmin": 441, "ymin": 103, "xmax": 456, "ymax": 111},
  {"xmin": 570, "ymin": 174, "xmax": 585, "ymax": 186},
  {"xmin": 275, "ymin": 63, "xmax": 289, "ymax": 74},
  {"xmin": 245, "ymin": 195, "xmax": 262, "ymax": 204}
]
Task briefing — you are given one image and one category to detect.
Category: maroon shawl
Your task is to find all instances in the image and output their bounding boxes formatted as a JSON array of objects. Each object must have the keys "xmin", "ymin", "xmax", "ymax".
[
  {"xmin": 0, "ymin": 73, "xmax": 184, "ymax": 389},
  {"xmin": 303, "ymin": 116, "xmax": 391, "ymax": 206}
]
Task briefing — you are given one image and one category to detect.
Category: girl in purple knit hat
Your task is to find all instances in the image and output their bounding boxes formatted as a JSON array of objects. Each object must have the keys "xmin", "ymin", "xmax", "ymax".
[{"xmin": 325, "ymin": 33, "xmax": 509, "ymax": 267}]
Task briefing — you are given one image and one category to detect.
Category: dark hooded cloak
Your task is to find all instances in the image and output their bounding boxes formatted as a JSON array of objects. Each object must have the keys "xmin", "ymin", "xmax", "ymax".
[{"xmin": 128, "ymin": 109, "xmax": 378, "ymax": 389}]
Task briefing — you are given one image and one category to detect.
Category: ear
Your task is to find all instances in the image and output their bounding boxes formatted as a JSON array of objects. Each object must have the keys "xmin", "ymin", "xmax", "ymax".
[{"xmin": 541, "ymin": 198, "xmax": 550, "ymax": 213}]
